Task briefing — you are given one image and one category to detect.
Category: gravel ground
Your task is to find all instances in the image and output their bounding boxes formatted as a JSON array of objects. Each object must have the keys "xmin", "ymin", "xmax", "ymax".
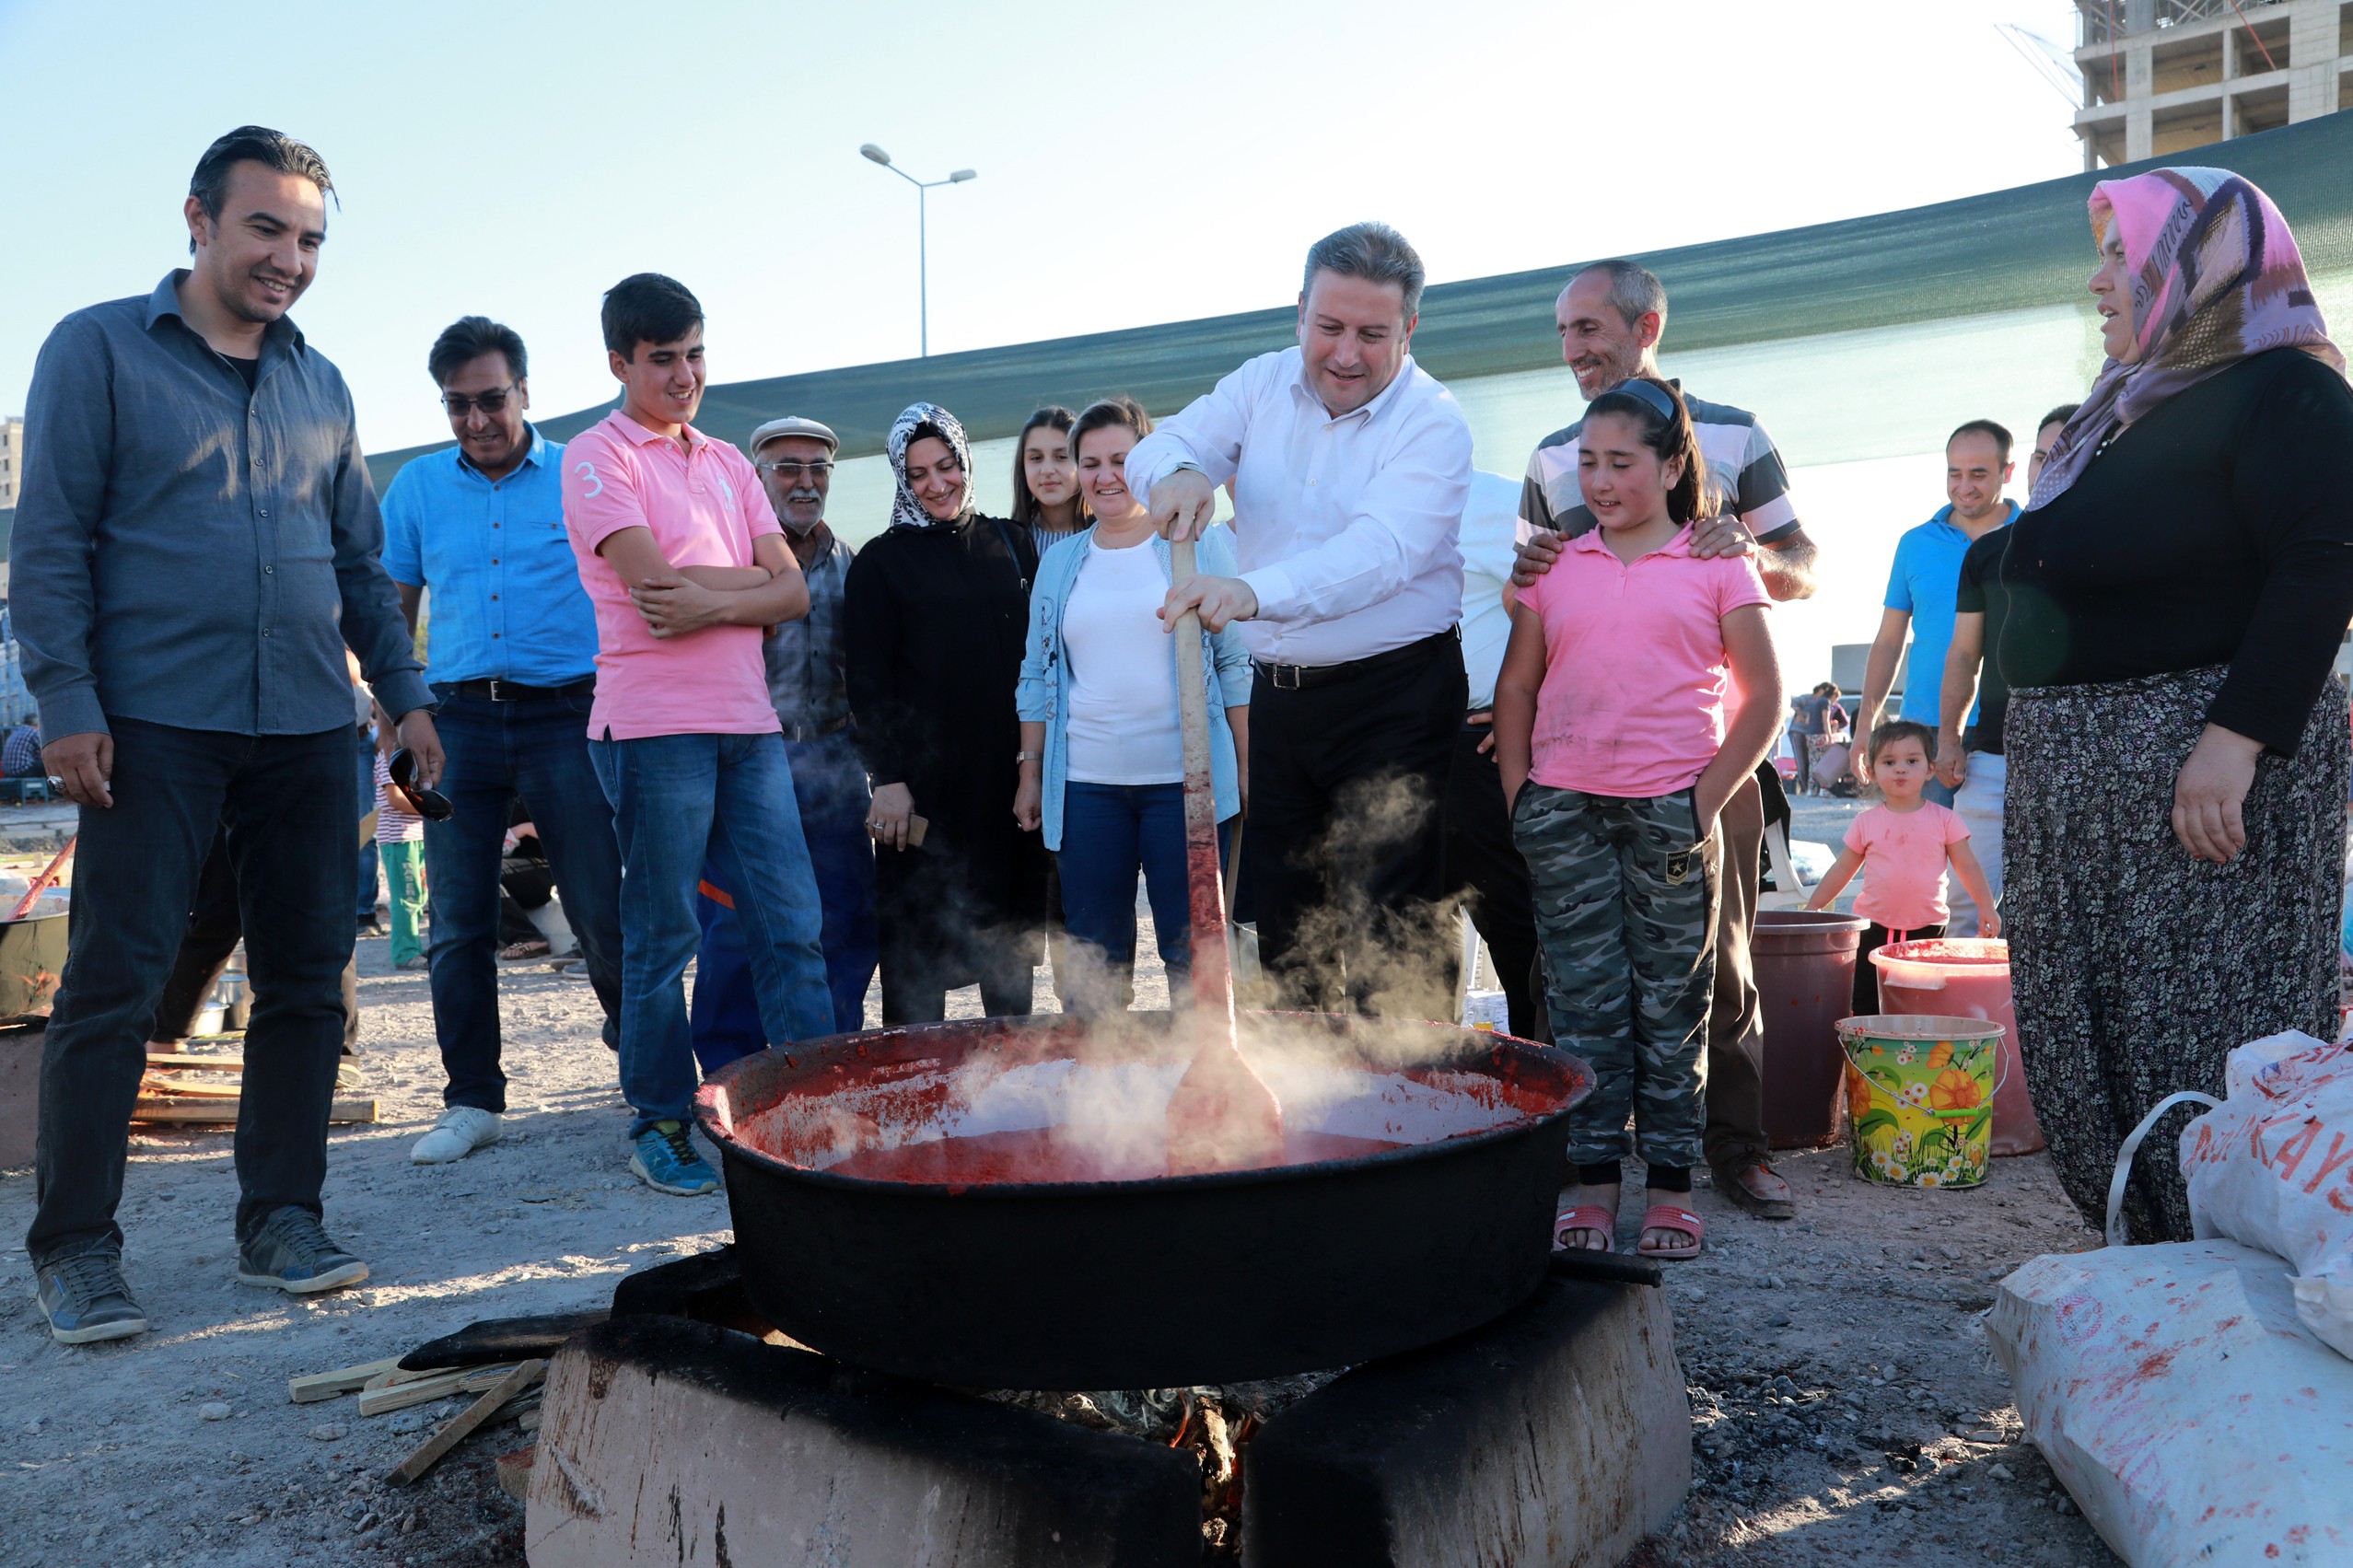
[{"xmin": 0, "ymin": 861, "xmax": 2121, "ymax": 1566}]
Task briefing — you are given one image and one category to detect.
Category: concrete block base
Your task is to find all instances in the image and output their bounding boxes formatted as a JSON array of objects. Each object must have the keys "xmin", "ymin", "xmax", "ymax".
[
  {"xmin": 525, "ymin": 1316, "xmax": 1202, "ymax": 1567},
  {"xmin": 1243, "ymin": 1272, "xmax": 1691, "ymax": 1568}
]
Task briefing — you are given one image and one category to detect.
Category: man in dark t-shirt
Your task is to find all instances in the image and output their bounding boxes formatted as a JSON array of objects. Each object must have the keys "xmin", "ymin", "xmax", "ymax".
[{"xmin": 1936, "ymin": 404, "xmax": 2077, "ymax": 934}]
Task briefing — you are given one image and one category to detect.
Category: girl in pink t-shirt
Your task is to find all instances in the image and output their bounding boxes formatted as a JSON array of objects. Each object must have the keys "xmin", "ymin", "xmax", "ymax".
[
  {"xmin": 1495, "ymin": 377, "xmax": 1783, "ymax": 1261},
  {"xmin": 1806, "ymin": 719, "xmax": 1999, "ymax": 1011}
]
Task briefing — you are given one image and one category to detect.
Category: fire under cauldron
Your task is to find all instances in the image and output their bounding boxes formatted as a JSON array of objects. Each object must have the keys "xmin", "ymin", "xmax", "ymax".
[{"xmin": 694, "ymin": 1011, "xmax": 1593, "ymax": 1390}]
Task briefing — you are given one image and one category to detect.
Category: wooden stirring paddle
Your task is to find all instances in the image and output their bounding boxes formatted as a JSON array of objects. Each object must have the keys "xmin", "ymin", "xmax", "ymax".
[{"xmin": 1163, "ymin": 537, "xmax": 1285, "ymax": 1175}]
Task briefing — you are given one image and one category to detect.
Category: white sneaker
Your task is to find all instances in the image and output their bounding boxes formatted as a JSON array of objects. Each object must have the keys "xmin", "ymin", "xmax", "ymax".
[{"xmin": 410, "ymin": 1106, "xmax": 504, "ymax": 1165}]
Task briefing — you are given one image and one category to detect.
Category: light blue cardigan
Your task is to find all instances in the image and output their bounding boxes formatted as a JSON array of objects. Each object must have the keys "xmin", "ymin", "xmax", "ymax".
[{"xmin": 1015, "ymin": 525, "xmax": 1252, "ymax": 851}]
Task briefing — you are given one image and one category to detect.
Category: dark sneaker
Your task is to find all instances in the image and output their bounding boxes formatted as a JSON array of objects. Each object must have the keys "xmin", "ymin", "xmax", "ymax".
[
  {"xmin": 36, "ymin": 1253, "xmax": 148, "ymax": 1345},
  {"xmin": 237, "ymin": 1207, "xmax": 370, "ymax": 1295},
  {"xmin": 630, "ymin": 1121, "xmax": 719, "ymax": 1196}
]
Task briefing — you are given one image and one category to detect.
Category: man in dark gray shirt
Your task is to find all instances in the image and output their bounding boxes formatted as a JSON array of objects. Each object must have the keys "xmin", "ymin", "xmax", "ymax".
[
  {"xmin": 690, "ymin": 414, "xmax": 877, "ymax": 1053},
  {"xmin": 13, "ymin": 126, "xmax": 441, "ymax": 1345}
]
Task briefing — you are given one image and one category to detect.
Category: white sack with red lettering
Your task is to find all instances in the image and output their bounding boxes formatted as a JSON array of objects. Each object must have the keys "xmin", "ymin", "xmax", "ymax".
[
  {"xmin": 1989, "ymin": 1239, "xmax": 2353, "ymax": 1564},
  {"xmin": 2180, "ymin": 1029, "xmax": 2353, "ymax": 1359}
]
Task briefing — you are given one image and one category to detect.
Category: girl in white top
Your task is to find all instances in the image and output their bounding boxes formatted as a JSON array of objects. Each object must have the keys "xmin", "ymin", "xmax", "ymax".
[{"xmin": 1015, "ymin": 397, "xmax": 1252, "ymax": 1014}]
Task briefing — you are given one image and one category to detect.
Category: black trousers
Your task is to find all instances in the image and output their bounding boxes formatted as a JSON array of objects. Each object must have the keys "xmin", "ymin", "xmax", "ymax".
[
  {"xmin": 150, "ymin": 828, "xmax": 362, "ymax": 1051},
  {"xmin": 1441, "ymin": 718, "xmax": 1542, "ymax": 1038},
  {"xmin": 1250, "ymin": 632, "xmax": 1467, "ymax": 1014},
  {"xmin": 30, "ymin": 718, "xmax": 355, "ymax": 1263},
  {"xmin": 150, "ymin": 828, "xmax": 241, "ymax": 1042},
  {"xmin": 1854, "ymin": 920, "xmax": 1946, "ymax": 1013},
  {"xmin": 500, "ymin": 856, "xmax": 554, "ymax": 947}
]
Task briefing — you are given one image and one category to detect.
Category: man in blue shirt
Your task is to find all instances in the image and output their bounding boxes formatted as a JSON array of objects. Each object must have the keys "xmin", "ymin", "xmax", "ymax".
[
  {"xmin": 1855, "ymin": 421, "xmax": 2019, "ymax": 807},
  {"xmin": 381, "ymin": 317, "xmax": 624, "ymax": 1167}
]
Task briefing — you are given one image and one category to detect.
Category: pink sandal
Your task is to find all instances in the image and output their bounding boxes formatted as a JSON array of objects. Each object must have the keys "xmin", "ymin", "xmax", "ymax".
[
  {"xmin": 1637, "ymin": 1203, "xmax": 1704, "ymax": 1260},
  {"xmin": 1553, "ymin": 1203, "xmax": 1616, "ymax": 1253}
]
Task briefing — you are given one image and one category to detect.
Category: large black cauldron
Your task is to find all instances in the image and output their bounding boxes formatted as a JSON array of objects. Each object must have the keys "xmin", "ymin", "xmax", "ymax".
[{"xmin": 694, "ymin": 1012, "xmax": 1590, "ymax": 1389}]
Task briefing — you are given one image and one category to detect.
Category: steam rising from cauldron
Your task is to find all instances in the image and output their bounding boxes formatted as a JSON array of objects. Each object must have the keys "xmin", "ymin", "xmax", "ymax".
[{"xmin": 721, "ymin": 770, "xmax": 1510, "ymax": 1178}]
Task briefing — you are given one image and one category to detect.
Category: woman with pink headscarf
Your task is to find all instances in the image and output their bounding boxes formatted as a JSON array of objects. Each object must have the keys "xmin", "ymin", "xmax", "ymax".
[{"xmin": 1998, "ymin": 168, "xmax": 2353, "ymax": 1242}]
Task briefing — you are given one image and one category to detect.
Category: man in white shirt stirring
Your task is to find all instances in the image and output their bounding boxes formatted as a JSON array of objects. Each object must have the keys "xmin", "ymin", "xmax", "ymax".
[{"xmin": 1138, "ymin": 223, "xmax": 1474, "ymax": 1013}]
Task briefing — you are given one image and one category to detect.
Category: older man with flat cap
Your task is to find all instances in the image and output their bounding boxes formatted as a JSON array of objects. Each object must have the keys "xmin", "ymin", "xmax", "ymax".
[{"xmin": 691, "ymin": 416, "xmax": 878, "ymax": 1058}]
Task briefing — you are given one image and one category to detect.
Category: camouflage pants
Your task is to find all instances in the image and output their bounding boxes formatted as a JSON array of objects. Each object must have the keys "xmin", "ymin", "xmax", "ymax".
[{"xmin": 1513, "ymin": 783, "xmax": 1719, "ymax": 1169}]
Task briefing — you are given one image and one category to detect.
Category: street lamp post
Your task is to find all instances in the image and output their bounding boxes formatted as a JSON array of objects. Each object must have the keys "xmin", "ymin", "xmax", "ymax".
[{"xmin": 859, "ymin": 144, "xmax": 976, "ymax": 358}]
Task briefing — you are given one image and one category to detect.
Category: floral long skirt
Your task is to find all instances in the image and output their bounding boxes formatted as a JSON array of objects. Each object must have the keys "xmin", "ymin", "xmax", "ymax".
[{"xmin": 2004, "ymin": 666, "xmax": 2348, "ymax": 1242}]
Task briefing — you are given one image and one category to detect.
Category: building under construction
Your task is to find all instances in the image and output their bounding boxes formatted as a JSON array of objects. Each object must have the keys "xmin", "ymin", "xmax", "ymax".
[{"xmin": 2075, "ymin": 0, "xmax": 2349, "ymax": 166}]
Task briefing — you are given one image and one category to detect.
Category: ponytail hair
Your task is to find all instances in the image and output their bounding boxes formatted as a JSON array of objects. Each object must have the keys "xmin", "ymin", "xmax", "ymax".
[{"xmin": 1585, "ymin": 376, "xmax": 1717, "ymax": 525}]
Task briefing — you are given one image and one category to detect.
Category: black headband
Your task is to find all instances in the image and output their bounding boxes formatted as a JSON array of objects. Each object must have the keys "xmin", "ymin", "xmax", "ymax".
[{"xmin": 1598, "ymin": 378, "xmax": 1679, "ymax": 425}]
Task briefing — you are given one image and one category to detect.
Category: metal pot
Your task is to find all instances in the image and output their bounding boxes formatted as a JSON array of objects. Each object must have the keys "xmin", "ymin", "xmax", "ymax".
[
  {"xmin": 695, "ymin": 1012, "xmax": 1591, "ymax": 1390},
  {"xmin": 0, "ymin": 911, "xmax": 68, "ymax": 1023}
]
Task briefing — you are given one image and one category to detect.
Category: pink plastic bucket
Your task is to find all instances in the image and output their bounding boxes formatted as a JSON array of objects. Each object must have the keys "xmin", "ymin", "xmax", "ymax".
[{"xmin": 1869, "ymin": 938, "xmax": 2044, "ymax": 1156}]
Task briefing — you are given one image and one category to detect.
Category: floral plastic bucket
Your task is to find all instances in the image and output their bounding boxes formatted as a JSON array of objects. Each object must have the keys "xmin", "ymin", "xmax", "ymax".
[{"xmin": 1836, "ymin": 1014, "xmax": 2006, "ymax": 1189}]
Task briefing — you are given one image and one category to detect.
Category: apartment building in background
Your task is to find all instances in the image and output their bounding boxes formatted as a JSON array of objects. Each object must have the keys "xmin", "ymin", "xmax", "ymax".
[
  {"xmin": 2074, "ymin": 0, "xmax": 2349, "ymax": 166},
  {"xmin": 0, "ymin": 416, "xmax": 21, "ymax": 510}
]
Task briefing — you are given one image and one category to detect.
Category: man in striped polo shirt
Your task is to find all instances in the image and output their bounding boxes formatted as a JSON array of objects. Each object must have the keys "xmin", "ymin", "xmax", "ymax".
[{"xmin": 1513, "ymin": 258, "xmax": 1820, "ymax": 1224}]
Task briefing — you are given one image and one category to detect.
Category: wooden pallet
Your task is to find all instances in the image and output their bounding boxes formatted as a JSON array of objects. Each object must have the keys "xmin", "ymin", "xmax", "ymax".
[{"xmin": 133, "ymin": 1097, "xmax": 379, "ymax": 1125}]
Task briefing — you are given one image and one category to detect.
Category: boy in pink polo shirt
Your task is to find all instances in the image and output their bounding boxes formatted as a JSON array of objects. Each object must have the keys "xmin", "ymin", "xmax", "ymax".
[
  {"xmin": 1495, "ymin": 377, "xmax": 1783, "ymax": 1262},
  {"xmin": 1806, "ymin": 719, "xmax": 1998, "ymax": 1011},
  {"xmin": 562, "ymin": 273, "xmax": 833, "ymax": 1198}
]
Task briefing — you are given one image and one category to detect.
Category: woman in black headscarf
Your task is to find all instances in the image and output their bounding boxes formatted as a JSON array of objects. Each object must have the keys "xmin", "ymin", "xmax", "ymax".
[{"xmin": 845, "ymin": 403, "xmax": 1049, "ymax": 1023}]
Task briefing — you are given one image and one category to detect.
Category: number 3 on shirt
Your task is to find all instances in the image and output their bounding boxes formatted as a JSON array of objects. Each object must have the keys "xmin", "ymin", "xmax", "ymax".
[{"xmin": 574, "ymin": 459, "xmax": 603, "ymax": 499}]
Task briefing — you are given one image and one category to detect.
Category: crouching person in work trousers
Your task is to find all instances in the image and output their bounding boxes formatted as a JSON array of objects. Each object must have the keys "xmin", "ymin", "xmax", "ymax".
[
  {"xmin": 1135, "ymin": 222, "xmax": 1473, "ymax": 1016},
  {"xmin": 382, "ymin": 315, "xmax": 628, "ymax": 1166},
  {"xmin": 1512, "ymin": 259, "xmax": 1820, "ymax": 1223},
  {"xmin": 1493, "ymin": 378, "xmax": 1783, "ymax": 1261},
  {"xmin": 15, "ymin": 127, "xmax": 441, "ymax": 1342},
  {"xmin": 562, "ymin": 273, "xmax": 833, "ymax": 1198},
  {"xmin": 692, "ymin": 414, "xmax": 879, "ymax": 1060}
]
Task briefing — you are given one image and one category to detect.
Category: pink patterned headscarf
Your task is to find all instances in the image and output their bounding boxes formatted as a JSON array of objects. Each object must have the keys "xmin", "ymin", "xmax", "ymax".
[{"xmin": 2028, "ymin": 167, "xmax": 2343, "ymax": 507}]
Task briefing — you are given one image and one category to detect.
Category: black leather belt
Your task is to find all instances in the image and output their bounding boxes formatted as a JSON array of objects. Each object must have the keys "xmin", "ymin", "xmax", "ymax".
[
  {"xmin": 782, "ymin": 715, "xmax": 852, "ymax": 742},
  {"xmin": 437, "ymin": 677, "xmax": 597, "ymax": 703},
  {"xmin": 1252, "ymin": 626, "xmax": 1460, "ymax": 692}
]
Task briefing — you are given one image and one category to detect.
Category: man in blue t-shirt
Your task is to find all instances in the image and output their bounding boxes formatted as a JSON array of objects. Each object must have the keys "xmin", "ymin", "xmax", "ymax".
[{"xmin": 1854, "ymin": 421, "xmax": 2019, "ymax": 805}]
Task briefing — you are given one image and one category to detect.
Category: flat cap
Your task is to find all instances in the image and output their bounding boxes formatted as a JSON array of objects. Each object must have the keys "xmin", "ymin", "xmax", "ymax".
[{"xmin": 747, "ymin": 415, "xmax": 840, "ymax": 455}]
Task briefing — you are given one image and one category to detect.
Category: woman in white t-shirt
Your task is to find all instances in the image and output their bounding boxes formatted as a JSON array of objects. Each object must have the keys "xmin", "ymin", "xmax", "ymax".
[{"xmin": 1015, "ymin": 397, "xmax": 1252, "ymax": 1014}]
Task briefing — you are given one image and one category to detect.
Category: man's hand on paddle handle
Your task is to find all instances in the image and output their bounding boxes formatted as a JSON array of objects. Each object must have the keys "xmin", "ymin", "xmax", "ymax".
[
  {"xmin": 42, "ymin": 732, "xmax": 113, "ymax": 809},
  {"xmin": 1161, "ymin": 575, "xmax": 1258, "ymax": 635},
  {"xmin": 1147, "ymin": 468, "xmax": 1217, "ymax": 544}
]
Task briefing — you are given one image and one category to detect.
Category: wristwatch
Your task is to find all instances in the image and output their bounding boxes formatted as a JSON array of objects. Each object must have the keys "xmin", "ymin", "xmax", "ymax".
[{"xmin": 1015, "ymin": 749, "xmax": 1043, "ymax": 764}]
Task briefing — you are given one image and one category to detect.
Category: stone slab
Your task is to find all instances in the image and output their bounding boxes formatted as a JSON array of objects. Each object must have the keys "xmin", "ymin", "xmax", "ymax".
[
  {"xmin": 1243, "ymin": 1272, "xmax": 1690, "ymax": 1567},
  {"xmin": 525, "ymin": 1316, "xmax": 1202, "ymax": 1567}
]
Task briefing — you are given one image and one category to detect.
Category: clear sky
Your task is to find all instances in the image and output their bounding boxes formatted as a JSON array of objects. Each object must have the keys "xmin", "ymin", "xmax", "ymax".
[{"xmin": 0, "ymin": 0, "xmax": 2089, "ymax": 454}]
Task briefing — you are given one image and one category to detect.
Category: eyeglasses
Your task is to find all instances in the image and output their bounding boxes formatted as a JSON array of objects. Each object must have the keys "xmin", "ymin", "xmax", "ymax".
[
  {"xmin": 441, "ymin": 386, "xmax": 518, "ymax": 417},
  {"xmin": 757, "ymin": 459, "xmax": 834, "ymax": 478}
]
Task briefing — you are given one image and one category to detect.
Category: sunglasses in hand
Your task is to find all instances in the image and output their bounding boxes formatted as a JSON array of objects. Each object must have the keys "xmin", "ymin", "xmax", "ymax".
[{"xmin": 388, "ymin": 748, "xmax": 454, "ymax": 821}]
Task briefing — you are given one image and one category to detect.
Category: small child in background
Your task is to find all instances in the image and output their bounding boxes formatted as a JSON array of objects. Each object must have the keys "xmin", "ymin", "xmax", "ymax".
[
  {"xmin": 372, "ymin": 702, "xmax": 429, "ymax": 972},
  {"xmin": 1806, "ymin": 719, "xmax": 1998, "ymax": 1011}
]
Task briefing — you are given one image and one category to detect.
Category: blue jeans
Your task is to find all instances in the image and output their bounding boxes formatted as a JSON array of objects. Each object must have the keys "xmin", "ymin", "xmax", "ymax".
[
  {"xmin": 1924, "ymin": 777, "xmax": 1957, "ymax": 809},
  {"xmin": 691, "ymin": 730, "xmax": 877, "ymax": 1067},
  {"xmin": 1056, "ymin": 781, "xmax": 1229, "ymax": 1015},
  {"xmin": 423, "ymin": 687, "xmax": 625, "ymax": 1112},
  {"xmin": 590, "ymin": 730, "xmax": 833, "ymax": 1134},
  {"xmin": 29, "ymin": 719, "xmax": 355, "ymax": 1262}
]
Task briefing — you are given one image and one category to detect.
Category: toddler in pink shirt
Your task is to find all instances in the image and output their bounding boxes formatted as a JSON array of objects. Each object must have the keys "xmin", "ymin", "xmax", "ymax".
[
  {"xmin": 1806, "ymin": 719, "xmax": 1998, "ymax": 1011},
  {"xmin": 1494, "ymin": 377, "xmax": 1784, "ymax": 1262}
]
